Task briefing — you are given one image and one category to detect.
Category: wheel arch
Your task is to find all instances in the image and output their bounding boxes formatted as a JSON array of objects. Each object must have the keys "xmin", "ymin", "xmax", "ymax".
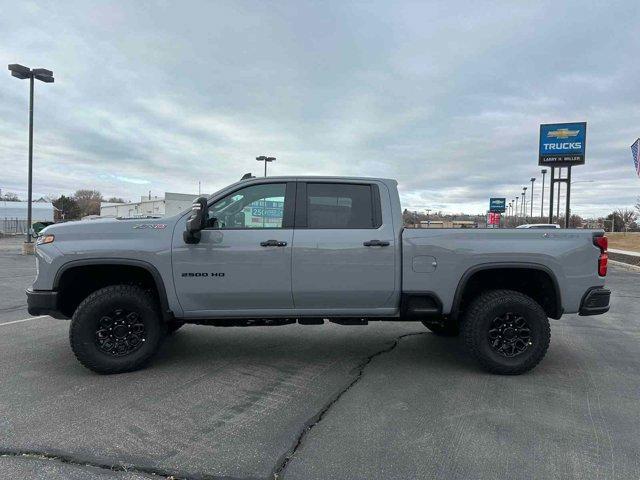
[
  {"xmin": 451, "ymin": 263, "xmax": 563, "ymax": 320},
  {"xmin": 54, "ymin": 259, "xmax": 172, "ymax": 320}
]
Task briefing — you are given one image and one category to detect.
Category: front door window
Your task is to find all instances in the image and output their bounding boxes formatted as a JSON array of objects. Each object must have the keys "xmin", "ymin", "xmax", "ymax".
[{"xmin": 207, "ymin": 183, "xmax": 286, "ymax": 229}]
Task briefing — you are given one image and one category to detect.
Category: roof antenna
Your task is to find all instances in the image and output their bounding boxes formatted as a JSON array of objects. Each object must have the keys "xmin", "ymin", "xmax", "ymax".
[{"xmin": 241, "ymin": 173, "xmax": 254, "ymax": 180}]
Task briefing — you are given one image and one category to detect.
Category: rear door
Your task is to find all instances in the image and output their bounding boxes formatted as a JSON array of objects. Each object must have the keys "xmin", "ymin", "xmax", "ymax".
[{"xmin": 291, "ymin": 181, "xmax": 397, "ymax": 315}]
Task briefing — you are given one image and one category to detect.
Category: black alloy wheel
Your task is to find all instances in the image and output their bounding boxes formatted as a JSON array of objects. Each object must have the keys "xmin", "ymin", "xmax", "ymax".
[
  {"xmin": 487, "ymin": 312, "xmax": 532, "ymax": 357},
  {"xmin": 95, "ymin": 307, "xmax": 147, "ymax": 357}
]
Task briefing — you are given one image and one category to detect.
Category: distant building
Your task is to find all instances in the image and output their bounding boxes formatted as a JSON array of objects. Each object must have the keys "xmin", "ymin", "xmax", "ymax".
[
  {"xmin": 0, "ymin": 200, "xmax": 55, "ymax": 234},
  {"xmin": 418, "ymin": 220, "xmax": 477, "ymax": 229},
  {"xmin": 100, "ymin": 192, "xmax": 198, "ymax": 218},
  {"xmin": 0, "ymin": 200, "xmax": 55, "ymax": 221}
]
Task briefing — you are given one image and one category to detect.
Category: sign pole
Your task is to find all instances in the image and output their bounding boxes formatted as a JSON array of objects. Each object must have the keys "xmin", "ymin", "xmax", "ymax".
[
  {"xmin": 565, "ymin": 166, "xmax": 572, "ymax": 228},
  {"xmin": 548, "ymin": 167, "xmax": 555, "ymax": 224},
  {"xmin": 556, "ymin": 168, "xmax": 562, "ymax": 221}
]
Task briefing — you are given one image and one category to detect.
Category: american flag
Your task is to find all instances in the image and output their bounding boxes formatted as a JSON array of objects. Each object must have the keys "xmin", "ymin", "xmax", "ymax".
[{"xmin": 632, "ymin": 138, "xmax": 640, "ymax": 177}]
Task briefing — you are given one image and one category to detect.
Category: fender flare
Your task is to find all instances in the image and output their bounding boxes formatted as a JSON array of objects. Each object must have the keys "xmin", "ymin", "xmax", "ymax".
[
  {"xmin": 450, "ymin": 262, "xmax": 563, "ymax": 319},
  {"xmin": 54, "ymin": 258, "xmax": 173, "ymax": 320}
]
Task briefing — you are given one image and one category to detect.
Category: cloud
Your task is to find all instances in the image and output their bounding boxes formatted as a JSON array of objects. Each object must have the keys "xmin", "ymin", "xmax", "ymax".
[
  {"xmin": 0, "ymin": 0, "xmax": 638, "ymax": 217},
  {"xmin": 98, "ymin": 174, "xmax": 151, "ymax": 185}
]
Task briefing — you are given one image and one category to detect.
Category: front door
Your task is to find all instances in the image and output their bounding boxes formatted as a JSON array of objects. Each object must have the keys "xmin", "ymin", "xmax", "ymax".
[{"xmin": 172, "ymin": 181, "xmax": 295, "ymax": 317}]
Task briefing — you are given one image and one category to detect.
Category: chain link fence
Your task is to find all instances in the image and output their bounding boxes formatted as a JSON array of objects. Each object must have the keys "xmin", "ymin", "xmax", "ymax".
[{"xmin": 1, "ymin": 218, "xmax": 29, "ymax": 234}]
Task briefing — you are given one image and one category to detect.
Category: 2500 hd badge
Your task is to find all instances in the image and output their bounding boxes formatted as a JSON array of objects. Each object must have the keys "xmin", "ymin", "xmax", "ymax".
[{"xmin": 181, "ymin": 272, "xmax": 225, "ymax": 277}]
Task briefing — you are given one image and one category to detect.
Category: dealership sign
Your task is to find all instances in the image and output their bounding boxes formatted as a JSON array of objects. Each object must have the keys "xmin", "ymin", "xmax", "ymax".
[
  {"xmin": 539, "ymin": 122, "xmax": 587, "ymax": 167},
  {"xmin": 487, "ymin": 212, "xmax": 501, "ymax": 226},
  {"xmin": 244, "ymin": 200, "xmax": 284, "ymax": 228},
  {"xmin": 489, "ymin": 198, "xmax": 506, "ymax": 213}
]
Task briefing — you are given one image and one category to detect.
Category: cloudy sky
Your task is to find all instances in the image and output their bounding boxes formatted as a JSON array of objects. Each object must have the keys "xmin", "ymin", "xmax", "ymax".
[{"xmin": 1, "ymin": 0, "xmax": 639, "ymax": 217}]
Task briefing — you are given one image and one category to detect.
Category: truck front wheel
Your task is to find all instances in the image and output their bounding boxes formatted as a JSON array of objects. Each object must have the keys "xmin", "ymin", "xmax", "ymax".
[
  {"xmin": 462, "ymin": 289, "xmax": 550, "ymax": 375},
  {"xmin": 69, "ymin": 285, "xmax": 166, "ymax": 374}
]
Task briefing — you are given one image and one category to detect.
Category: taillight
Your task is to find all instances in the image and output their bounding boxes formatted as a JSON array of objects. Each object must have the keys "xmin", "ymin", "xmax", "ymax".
[
  {"xmin": 594, "ymin": 235, "xmax": 608, "ymax": 276},
  {"xmin": 594, "ymin": 236, "xmax": 608, "ymax": 251}
]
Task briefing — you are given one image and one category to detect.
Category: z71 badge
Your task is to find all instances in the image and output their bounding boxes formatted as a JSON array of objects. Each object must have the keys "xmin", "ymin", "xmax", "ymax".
[{"xmin": 133, "ymin": 224, "xmax": 167, "ymax": 229}]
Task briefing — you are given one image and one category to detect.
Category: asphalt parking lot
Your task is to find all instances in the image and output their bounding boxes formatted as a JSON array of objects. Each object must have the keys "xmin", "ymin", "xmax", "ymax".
[{"xmin": 1, "ymin": 235, "xmax": 639, "ymax": 480}]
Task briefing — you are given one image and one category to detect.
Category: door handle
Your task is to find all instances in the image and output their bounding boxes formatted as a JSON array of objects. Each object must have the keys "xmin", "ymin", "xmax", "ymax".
[
  {"xmin": 260, "ymin": 239, "xmax": 288, "ymax": 247},
  {"xmin": 363, "ymin": 240, "xmax": 390, "ymax": 247}
]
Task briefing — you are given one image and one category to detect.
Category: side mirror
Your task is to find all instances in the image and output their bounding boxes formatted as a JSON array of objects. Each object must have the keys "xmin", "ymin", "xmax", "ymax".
[{"xmin": 183, "ymin": 197, "xmax": 208, "ymax": 244}]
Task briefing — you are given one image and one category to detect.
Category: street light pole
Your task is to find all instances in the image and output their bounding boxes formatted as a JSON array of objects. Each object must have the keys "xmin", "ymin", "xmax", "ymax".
[
  {"xmin": 530, "ymin": 177, "xmax": 535, "ymax": 219},
  {"xmin": 8, "ymin": 64, "xmax": 54, "ymax": 248},
  {"xmin": 520, "ymin": 193, "xmax": 523, "ymax": 217},
  {"xmin": 256, "ymin": 155, "xmax": 276, "ymax": 177},
  {"xmin": 515, "ymin": 197, "xmax": 519, "ymax": 223},
  {"xmin": 522, "ymin": 188, "xmax": 527, "ymax": 220},
  {"xmin": 27, "ymin": 73, "xmax": 34, "ymax": 243},
  {"xmin": 519, "ymin": 198, "xmax": 523, "ymax": 223},
  {"xmin": 540, "ymin": 169, "xmax": 547, "ymax": 218}
]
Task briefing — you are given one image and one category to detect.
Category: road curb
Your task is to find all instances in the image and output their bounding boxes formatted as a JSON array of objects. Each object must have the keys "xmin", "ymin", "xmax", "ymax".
[
  {"xmin": 609, "ymin": 251, "xmax": 640, "ymax": 268},
  {"xmin": 609, "ymin": 259, "xmax": 640, "ymax": 272}
]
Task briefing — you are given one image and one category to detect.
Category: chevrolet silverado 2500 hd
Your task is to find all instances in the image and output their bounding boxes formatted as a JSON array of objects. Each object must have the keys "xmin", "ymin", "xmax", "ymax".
[{"xmin": 27, "ymin": 176, "xmax": 610, "ymax": 375}]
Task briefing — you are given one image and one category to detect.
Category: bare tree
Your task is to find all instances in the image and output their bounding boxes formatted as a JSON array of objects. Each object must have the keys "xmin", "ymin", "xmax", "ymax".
[
  {"xmin": 1, "ymin": 192, "xmax": 20, "ymax": 202},
  {"xmin": 52, "ymin": 195, "xmax": 81, "ymax": 221},
  {"xmin": 106, "ymin": 197, "xmax": 126, "ymax": 203},
  {"xmin": 73, "ymin": 189, "xmax": 103, "ymax": 217},
  {"xmin": 568, "ymin": 214, "xmax": 584, "ymax": 228},
  {"xmin": 616, "ymin": 208, "xmax": 637, "ymax": 232}
]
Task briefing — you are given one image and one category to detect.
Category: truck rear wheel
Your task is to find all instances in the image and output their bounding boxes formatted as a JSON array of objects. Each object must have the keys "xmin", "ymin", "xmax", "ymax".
[
  {"xmin": 69, "ymin": 285, "xmax": 166, "ymax": 374},
  {"xmin": 421, "ymin": 320, "xmax": 459, "ymax": 336},
  {"xmin": 462, "ymin": 289, "xmax": 550, "ymax": 375}
]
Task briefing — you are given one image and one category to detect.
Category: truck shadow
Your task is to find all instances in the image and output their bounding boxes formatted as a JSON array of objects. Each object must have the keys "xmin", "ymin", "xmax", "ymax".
[{"xmin": 153, "ymin": 325, "xmax": 480, "ymax": 375}]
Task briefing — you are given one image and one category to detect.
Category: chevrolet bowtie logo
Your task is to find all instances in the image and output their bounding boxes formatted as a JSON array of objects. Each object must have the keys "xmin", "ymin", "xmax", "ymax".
[{"xmin": 547, "ymin": 128, "xmax": 580, "ymax": 139}]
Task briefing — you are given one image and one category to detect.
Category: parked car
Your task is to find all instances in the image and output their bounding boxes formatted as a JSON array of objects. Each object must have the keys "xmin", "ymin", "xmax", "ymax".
[
  {"xmin": 27, "ymin": 176, "xmax": 610, "ymax": 375},
  {"xmin": 33, "ymin": 221, "xmax": 55, "ymax": 235},
  {"xmin": 516, "ymin": 223, "xmax": 561, "ymax": 229}
]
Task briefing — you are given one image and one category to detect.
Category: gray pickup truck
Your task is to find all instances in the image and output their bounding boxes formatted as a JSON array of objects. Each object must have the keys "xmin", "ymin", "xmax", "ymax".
[{"xmin": 27, "ymin": 176, "xmax": 610, "ymax": 375}]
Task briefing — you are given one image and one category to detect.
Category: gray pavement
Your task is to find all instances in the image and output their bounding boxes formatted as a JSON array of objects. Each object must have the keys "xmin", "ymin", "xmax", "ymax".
[
  {"xmin": 0, "ymin": 235, "xmax": 639, "ymax": 479},
  {"xmin": 0, "ymin": 236, "xmax": 38, "ymax": 323}
]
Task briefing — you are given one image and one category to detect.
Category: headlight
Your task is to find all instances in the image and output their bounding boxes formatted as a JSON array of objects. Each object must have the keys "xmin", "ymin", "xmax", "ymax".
[{"xmin": 36, "ymin": 234, "xmax": 55, "ymax": 245}]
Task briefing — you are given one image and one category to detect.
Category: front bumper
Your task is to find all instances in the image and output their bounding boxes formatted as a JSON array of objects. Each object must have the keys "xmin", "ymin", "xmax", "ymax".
[
  {"xmin": 26, "ymin": 288, "xmax": 66, "ymax": 319},
  {"xmin": 579, "ymin": 287, "xmax": 611, "ymax": 316}
]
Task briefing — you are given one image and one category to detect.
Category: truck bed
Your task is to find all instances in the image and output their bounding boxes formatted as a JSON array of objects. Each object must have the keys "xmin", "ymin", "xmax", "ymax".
[{"xmin": 402, "ymin": 228, "xmax": 605, "ymax": 315}]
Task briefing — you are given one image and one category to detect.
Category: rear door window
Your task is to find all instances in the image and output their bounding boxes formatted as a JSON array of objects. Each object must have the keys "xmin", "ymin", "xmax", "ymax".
[{"xmin": 306, "ymin": 183, "xmax": 375, "ymax": 229}]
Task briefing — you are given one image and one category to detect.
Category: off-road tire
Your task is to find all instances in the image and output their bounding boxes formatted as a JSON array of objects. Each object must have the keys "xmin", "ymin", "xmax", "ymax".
[
  {"xmin": 462, "ymin": 289, "xmax": 550, "ymax": 375},
  {"xmin": 167, "ymin": 319, "xmax": 185, "ymax": 334},
  {"xmin": 69, "ymin": 285, "xmax": 166, "ymax": 374},
  {"xmin": 422, "ymin": 320, "xmax": 460, "ymax": 337}
]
